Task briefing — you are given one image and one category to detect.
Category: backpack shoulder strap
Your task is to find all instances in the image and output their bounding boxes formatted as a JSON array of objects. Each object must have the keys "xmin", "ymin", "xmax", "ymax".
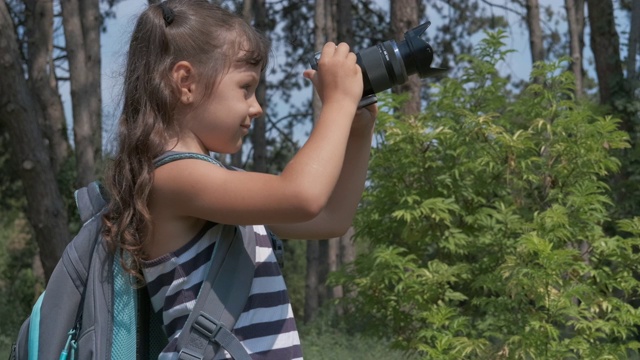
[
  {"xmin": 74, "ymin": 181, "xmax": 109, "ymax": 224},
  {"xmin": 153, "ymin": 151, "xmax": 226, "ymax": 169},
  {"xmin": 154, "ymin": 151, "xmax": 254, "ymax": 360},
  {"xmin": 177, "ymin": 225, "xmax": 254, "ymax": 360}
]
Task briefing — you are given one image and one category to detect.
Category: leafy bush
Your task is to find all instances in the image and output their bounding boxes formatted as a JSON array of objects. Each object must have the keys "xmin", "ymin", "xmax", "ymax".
[{"xmin": 332, "ymin": 31, "xmax": 640, "ymax": 359}]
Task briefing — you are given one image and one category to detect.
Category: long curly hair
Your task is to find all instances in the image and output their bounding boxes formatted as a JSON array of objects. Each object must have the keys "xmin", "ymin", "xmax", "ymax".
[{"xmin": 102, "ymin": 0, "xmax": 270, "ymax": 282}]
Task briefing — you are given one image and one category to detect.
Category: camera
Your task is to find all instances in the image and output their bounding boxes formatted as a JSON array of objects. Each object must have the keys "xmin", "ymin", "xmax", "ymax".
[{"xmin": 310, "ymin": 21, "xmax": 447, "ymax": 108}]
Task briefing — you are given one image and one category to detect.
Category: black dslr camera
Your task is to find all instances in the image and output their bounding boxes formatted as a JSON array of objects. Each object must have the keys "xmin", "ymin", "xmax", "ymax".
[{"xmin": 310, "ymin": 21, "xmax": 447, "ymax": 108}]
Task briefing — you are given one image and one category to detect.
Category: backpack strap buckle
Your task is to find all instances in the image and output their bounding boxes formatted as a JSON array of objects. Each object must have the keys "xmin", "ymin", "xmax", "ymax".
[
  {"xmin": 178, "ymin": 348, "xmax": 202, "ymax": 360},
  {"xmin": 179, "ymin": 311, "xmax": 251, "ymax": 360},
  {"xmin": 193, "ymin": 312, "xmax": 224, "ymax": 341}
]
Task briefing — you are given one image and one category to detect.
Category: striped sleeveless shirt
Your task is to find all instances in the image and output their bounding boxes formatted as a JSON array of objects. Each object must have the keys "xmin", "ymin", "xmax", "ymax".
[{"xmin": 141, "ymin": 222, "xmax": 303, "ymax": 359}]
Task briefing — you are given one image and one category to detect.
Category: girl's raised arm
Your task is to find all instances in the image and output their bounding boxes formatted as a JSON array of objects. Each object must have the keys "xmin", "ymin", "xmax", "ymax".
[{"xmin": 151, "ymin": 43, "xmax": 366, "ymax": 230}]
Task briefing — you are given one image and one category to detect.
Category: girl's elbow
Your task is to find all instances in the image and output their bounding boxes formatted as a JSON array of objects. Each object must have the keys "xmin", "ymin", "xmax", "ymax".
[
  {"xmin": 309, "ymin": 222, "xmax": 351, "ymax": 239},
  {"xmin": 325, "ymin": 224, "xmax": 351, "ymax": 239},
  {"xmin": 293, "ymin": 189, "xmax": 328, "ymax": 221},
  {"xmin": 297, "ymin": 199, "xmax": 326, "ymax": 221}
]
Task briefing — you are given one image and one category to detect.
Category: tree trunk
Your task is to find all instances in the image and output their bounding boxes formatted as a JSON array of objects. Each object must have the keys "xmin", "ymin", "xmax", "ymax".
[
  {"xmin": 317, "ymin": 239, "xmax": 330, "ymax": 307},
  {"xmin": 0, "ymin": 0, "xmax": 70, "ymax": 281},
  {"xmin": 324, "ymin": 0, "xmax": 337, "ymax": 46},
  {"xmin": 311, "ymin": 0, "xmax": 326, "ymax": 120},
  {"xmin": 565, "ymin": 0, "xmax": 585, "ymax": 98},
  {"xmin": 586, "ymin": 0, "xmax": 625, "ymax": 117},
  {"xmin": 327, "ymin": 237, "xmax": 340, "ymax": 299},
  {"xmin": 336, "ymin": 0, "xmax": 353, "ymax": 45},
  {"xmin": 79, "ymin": 0, "xmax": 102, "ymax": 167},
  {"xmin": 628, "ymin": 0, "xmax": 640, "ymax": 89},
  {"xmin": 589, "ymin": 0, "xmax": 634, "ymax": 228},
  {"xmin": 304, "ymin": 240, "xmax": 320, "ymax": 323},
  {"xmin": 60, "ymin": 0, "xmax": 99, "ymax": 187},
  {"xmin": 334, "ymin": 227, "xmax": 357, "ymax": 315},
  {"xmin": 339, "ymin": 226, "xmax": 356, "ymax": 266},
  {"xmin": 235, "ymin": 0, "xmax": 255, "ymax": 169},
  {"xmin": 391, "ymin": 0, "xmax": 421, "ymax": 114},
  {"xmin": 250, "ymin": 0, "xmax": 268, "ymax": 173},
  {"xmin": 525, "ymin": 0, "xmax": 545, "ymax": 66},
  {"xmin": 24, "ymin": 0, "xmax": 70, "ymax": 175}
]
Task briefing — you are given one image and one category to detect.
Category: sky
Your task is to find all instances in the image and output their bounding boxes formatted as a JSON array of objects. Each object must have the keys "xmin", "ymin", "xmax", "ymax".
[{"xmin": 70, "ymin": 0, "xmax": 632, "ymax": 151}]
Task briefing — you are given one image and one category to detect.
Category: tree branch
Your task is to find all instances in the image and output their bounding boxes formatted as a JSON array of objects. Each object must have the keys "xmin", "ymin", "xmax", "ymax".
[{"xmin": 480, "ymin": 0, "xmax": 525, "ymax": 19}]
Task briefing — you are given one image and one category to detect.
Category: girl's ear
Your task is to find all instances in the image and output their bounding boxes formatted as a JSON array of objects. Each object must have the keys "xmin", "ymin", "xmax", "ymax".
[{"xmin": 172, "ymin": 61, "xmax": 196, "ymax": 104}]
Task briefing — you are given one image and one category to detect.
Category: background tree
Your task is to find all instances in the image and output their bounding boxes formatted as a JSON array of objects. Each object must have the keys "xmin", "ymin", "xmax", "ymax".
[
  {"xmin": 230, "ymin": 0, "xmax": 272, "ymax": 171},
  {"xmin": 247, "ymin": 0, "xmax": 269, "ymax": 172},
  {"xmin": 60, "ymin": 0, "xmax": 102, "ymax": 187},
  {"xmin": 564, "ymin": 0, "xmax": 585, "ymax": 97},
  {"xmin": 0, "ymin": 0, "xmax": 70, "ymax": 281},
  {"xmin": 629, "ymin": 0, "xmax": 640, "ymax": 95},
  {"xmin": 391, "ymin": 0, "xmax": 422, "ymax": 114},
  {"xmin": 525, "ymin": 0, "xmax": 545, "ymax": 65},
  {"xmin": 24, "ymin": 0, "xmax": 71, "ymax": 175},
  {"xmin": 586, "ymin": 0, "xmax": 625, "ymax": 117},
  {"xmin": 586, "ymin": 0, "xmax": 640, "ymax": 225}
]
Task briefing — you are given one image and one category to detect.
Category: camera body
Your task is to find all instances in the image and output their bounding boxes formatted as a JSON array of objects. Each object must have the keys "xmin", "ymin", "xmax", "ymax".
[{"xmin": 310, "ymin": 21, "xmax": 446, "ymax": 108}]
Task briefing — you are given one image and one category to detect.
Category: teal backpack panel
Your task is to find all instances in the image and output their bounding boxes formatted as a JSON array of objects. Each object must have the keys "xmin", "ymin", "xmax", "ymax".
[
  {"xmin": 27, "ymin": 292, "xmax": 44, "ymax": 360},
  {"xmin": 111, "ymin": 252, "xmax": 137, "ymax": 359}
]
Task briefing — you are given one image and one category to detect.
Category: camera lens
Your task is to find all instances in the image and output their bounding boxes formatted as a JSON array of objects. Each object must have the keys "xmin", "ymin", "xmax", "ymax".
[{"xmin": 357, "ymin": 41, "xmax": 407, "ymax": 97}]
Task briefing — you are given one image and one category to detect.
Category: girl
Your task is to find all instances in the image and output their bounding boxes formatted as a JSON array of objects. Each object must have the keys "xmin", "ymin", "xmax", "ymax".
[{"xmin": 102, "ymin": 0, "xmax": 376, "ymax": 359}]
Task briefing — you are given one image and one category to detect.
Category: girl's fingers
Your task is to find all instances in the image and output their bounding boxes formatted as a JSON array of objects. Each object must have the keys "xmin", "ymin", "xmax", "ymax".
[{"xmin": 303, "ymin": 69, "xmax": 317, "ymax": 80}]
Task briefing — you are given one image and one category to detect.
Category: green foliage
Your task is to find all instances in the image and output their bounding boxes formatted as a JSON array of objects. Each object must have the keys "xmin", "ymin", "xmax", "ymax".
[
  {"xmin": 281, "ymin": 239, "xmax": 307, "ymax": 320},
  {"xmin": 0, "ymin": 212, "xmax": 42, "ymax": 355},
  {"xmin": 299, "ymin": 310, "xmax": 420, "ymax": 360},
  {"xmin": 0, "ymin": 129, "xmax": 25, "ymax": 212},
  {"xmin": 332, "ymin": 31, "xmax": 640, "ymax": 359},
  {"xmin": 56, "ymin": 154, "xmax": 82, "ymax": 233}
]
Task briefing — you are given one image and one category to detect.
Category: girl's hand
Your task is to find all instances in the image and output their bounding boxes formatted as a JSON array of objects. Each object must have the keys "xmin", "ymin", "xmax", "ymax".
[
  {"xmin": 352, "ymin": 103, "xmax": 378, "ymax": 132},
  {"xmin": 303, "ymin": 42, "xmax": 363, "ymax": 108}
]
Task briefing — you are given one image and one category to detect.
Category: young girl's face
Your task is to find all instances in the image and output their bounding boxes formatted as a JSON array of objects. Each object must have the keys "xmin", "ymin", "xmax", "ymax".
[{"xmin": 180, "ymin": 60, "xmax": 263, "ymax": 154}]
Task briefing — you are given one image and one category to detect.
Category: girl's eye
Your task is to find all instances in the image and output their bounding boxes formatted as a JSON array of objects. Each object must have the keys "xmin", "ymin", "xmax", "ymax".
[{"xmin": 242, "ymin": 84, "xmax": 257, "ymax": 97}]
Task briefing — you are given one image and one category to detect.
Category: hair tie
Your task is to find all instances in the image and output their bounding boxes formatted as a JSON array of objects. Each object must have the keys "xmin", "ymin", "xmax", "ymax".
[{"xmin": 159, "ymin": 2, "xmax": 175, "ymax": 26}]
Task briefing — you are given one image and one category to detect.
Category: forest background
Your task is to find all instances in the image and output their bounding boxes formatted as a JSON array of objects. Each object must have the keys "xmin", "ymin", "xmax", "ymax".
[{"xmin": 1, "ymin": 0, "xmax": 640, "ymax": 358}]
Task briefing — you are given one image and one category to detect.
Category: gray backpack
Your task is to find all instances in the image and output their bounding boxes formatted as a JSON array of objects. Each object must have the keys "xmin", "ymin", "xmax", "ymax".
[{"xmin": 10, "ymin": 152, "xmax": 281, "ymax": 360}]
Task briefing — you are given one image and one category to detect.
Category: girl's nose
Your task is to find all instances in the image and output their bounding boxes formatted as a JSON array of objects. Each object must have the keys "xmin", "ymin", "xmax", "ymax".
[{"xmin": 249, "ymin": 97, "xmax": 263, "ymax": 119}]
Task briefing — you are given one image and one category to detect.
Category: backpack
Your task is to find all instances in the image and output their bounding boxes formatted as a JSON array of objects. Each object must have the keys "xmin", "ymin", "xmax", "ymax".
[{"xmin": 9, "ymin": 152, "xmax": 284, "ymax": 360}]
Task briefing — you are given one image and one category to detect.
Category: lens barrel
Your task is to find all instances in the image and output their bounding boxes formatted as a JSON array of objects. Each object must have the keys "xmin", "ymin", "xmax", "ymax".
[{"xmin": 357, "ymin": 41, "xmax": 407, "ymax": 97}]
